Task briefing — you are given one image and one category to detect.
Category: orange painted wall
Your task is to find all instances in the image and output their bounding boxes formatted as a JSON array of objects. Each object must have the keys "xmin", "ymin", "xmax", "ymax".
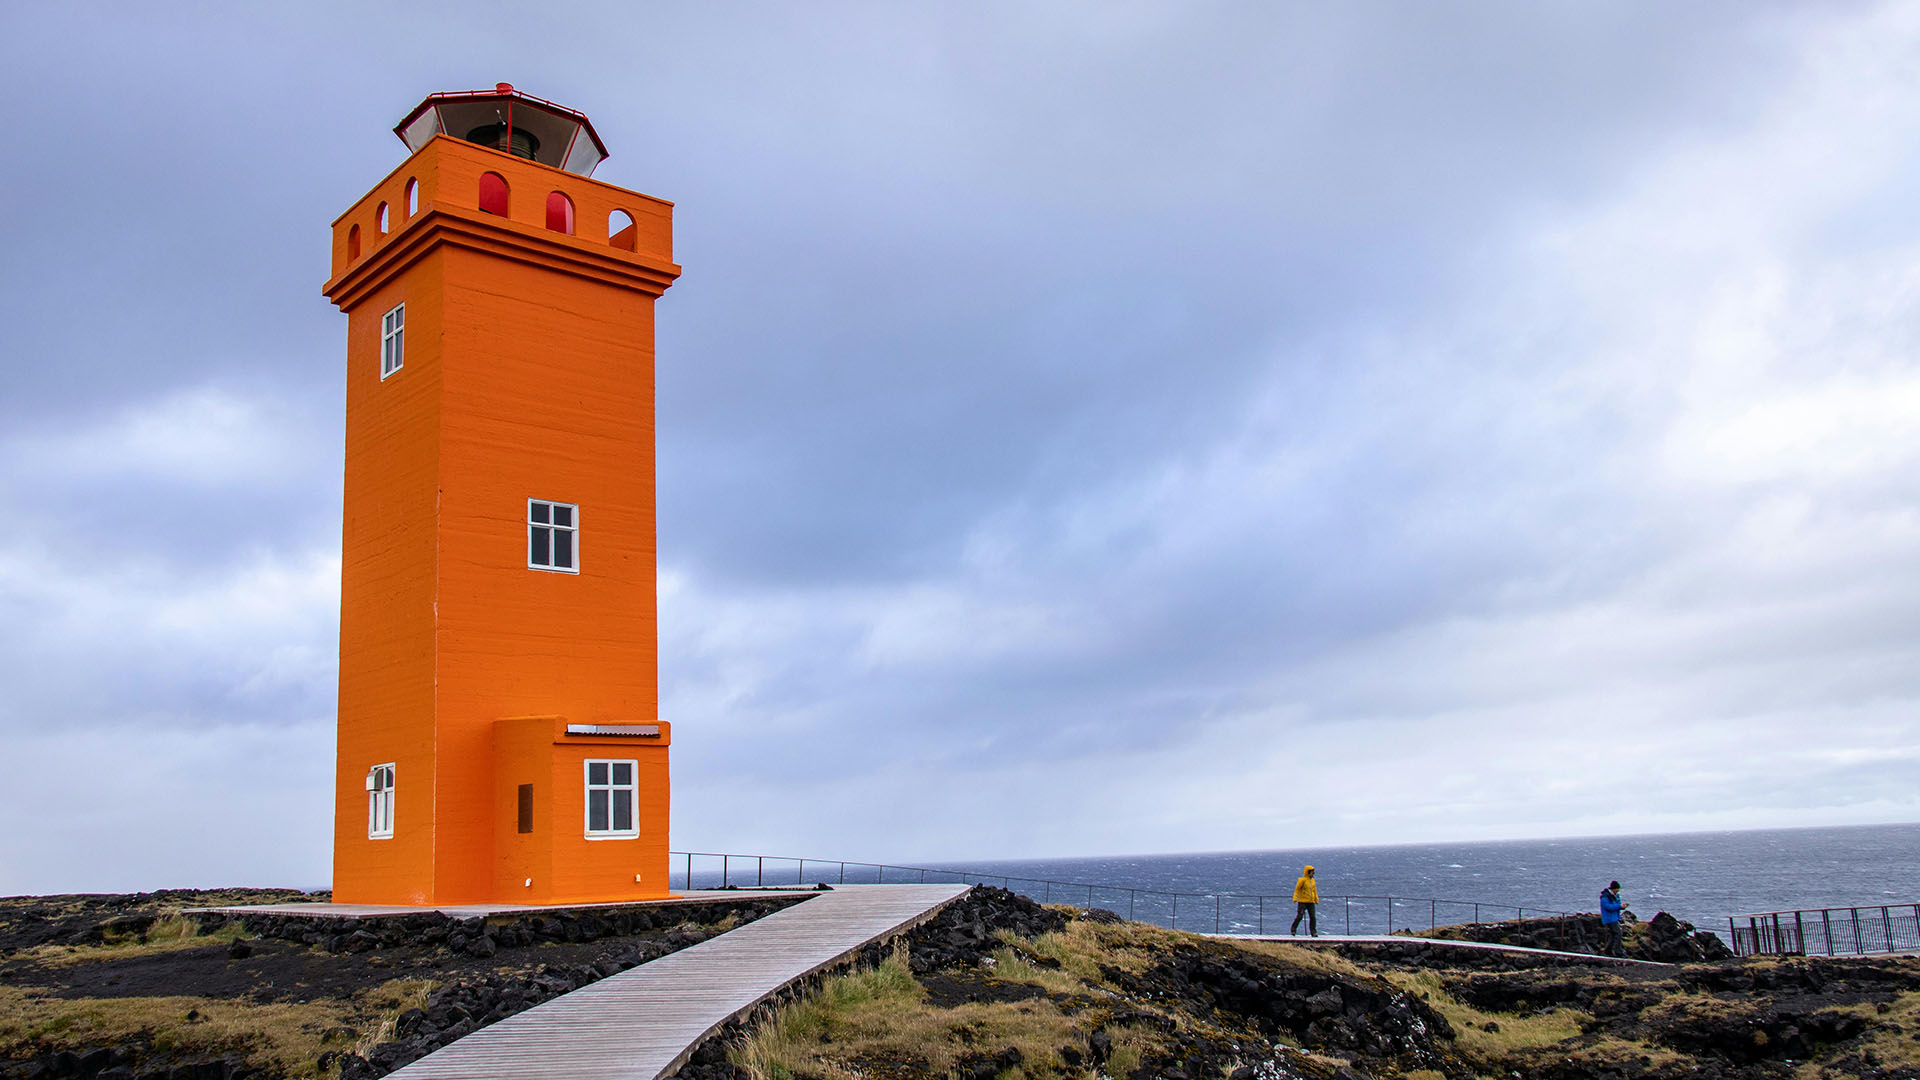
[
  {"xmin": 332, "ymin": 252, "xmax": 443, "ymax": 905},
  {"xmin": 490, "ymin": 718, "xmax": 672, "ymax": 904},
  {"xmin": 325, "ymin": 134, "xmax": 679, "ymax": 905}
]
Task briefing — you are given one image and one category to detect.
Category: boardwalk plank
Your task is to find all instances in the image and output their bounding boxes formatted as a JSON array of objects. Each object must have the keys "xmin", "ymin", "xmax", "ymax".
[{"xmin": 386, "ymin": 883, "xmax": 969, "ymax": 1080}]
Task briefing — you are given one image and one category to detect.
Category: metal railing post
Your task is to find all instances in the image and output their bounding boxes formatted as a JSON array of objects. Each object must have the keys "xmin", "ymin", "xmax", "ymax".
[
  {"xmin": 1853, "ymin": 908, "xmax": 1863, "ymax": 953},
  {"xmin": 757, "ymin": 856, "xmax": 763, "ymax": 887},
  {"xmin": 1823, "ymin": 909, "xmax": 1833, "ymax": 955},
  {"xmin": 1172, "ymin": 894, "xmax": 1178, "ymax": 930},
  {"xmin": 1431, "ymin": 899, "xmax": 1436, "ymax": 930},
  {"xmin": 722, "ymin": 854, "xmax": 729, "ymax": 888},
  {"xmin": 1728, "ymin": 917, "xmax": 1739, "ymax": 957},
  {"xmin": 1258, "ymin": 895, "xmax": 1264, "ymax": 935},
  {"xmin": 1794, "ymin": 911, "xmax": 1805, "ymax": 955},
  {"xmin": 1345, "ymin": 898, "xmax": 1351, "ymax": 935},
  {"xmin": 1128, "ymin": 890, "xmax": 1136, "ymax": 921},
  {"xmin": 1474, "ymin": 903, "xmax": 1480, "ymax": 924},
  {"xmin": 1884, "ymin": 907, "xmax": 1895, "ymax": 953},
  {"xmin": 685, "ymin": 852, "xmax": 692, "ymax": 890},
  {"xmin": 1215, "ymin": 894, "xmax": 1221, "ymax": 934}
]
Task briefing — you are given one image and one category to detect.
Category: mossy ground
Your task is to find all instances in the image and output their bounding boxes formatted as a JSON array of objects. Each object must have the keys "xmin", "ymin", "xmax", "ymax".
[
  {"xmin": 0, "ymin": 976, "xmax": 431, "ymax": 1079},
  {"xmin": 723, "ymin": 910, "xmax": 1920, "ymax": 1080}
]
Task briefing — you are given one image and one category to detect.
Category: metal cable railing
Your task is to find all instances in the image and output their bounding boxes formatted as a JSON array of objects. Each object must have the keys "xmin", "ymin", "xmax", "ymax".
[
  {"xmin": 669, "ymin": 850, "xmax": 1572, "ymax": 936},
  {"xmin": 1729, "ymin": 903, "xmax": 1920, "ymax": 957}
]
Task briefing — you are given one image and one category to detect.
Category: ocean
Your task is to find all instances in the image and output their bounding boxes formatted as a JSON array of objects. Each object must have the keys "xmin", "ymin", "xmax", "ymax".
[{"xmin": 905, "ymin": 823, "xmax": 1920, "ymax": 940}]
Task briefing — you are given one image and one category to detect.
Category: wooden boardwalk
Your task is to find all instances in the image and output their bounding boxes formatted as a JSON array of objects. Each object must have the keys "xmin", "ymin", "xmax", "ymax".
[{"xmin": 387, "ymin": 883, "xmax": 970, "ymax": 1080}]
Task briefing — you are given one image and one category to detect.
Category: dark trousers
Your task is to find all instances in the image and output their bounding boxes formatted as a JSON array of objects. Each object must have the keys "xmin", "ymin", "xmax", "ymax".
[
  {"xmin": 1604, "ymin": 921, "xmax": 1623, "ymax": 957},
  {"xmin": 1291, "ymin": 902, "xmax": 1317, "ymax": 936}
]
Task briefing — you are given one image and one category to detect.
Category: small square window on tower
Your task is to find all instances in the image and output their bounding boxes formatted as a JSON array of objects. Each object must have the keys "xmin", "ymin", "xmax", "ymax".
[
  {"xmin": 584, "ymin": 759, "xmax": 638, "ymax": 839},
  {"xmin": 380, "ymin": 303, "xmax": 405, "ymax": 379},
  {"xmin": 528, "ymin": 499, "xmax": 579, "ymax": 573},
  {"xmin": 367, "ymin": 763, "xmax": 395, "ymax": 839}
]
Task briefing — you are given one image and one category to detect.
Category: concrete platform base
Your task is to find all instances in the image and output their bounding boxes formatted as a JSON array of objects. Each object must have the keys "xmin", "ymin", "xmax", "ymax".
[{"xmin": 186, "ymin": 887, "xmax": 815, "ymax": 919}]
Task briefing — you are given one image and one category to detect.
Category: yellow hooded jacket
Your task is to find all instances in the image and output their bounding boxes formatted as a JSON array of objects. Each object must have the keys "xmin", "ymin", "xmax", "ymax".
[{"xmin": 1293, "ymin": 867, "xmax": 1318, "ymax": 904}]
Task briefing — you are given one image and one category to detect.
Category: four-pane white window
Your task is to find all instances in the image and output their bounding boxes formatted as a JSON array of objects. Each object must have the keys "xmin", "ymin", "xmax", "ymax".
[
  {"xmin": 367, "ymin": 763, "xmax": 395, "ymax": 839},
  {"xmin": 529, "ymin": 499, "xmax": 578, "ymax": 573},
  {"xmin": 381, "ymin": 303, "xmax": 405, "ymax": 379},
  {"xmin": 584, "ymin": 759, "xmax": 638, "ymax": 839}
]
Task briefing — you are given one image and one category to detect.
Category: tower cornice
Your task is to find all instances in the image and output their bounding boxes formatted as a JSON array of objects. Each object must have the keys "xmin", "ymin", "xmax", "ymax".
[{"xmin": 323, "ymin": 203, "xmax": 681, "ymax": 311}]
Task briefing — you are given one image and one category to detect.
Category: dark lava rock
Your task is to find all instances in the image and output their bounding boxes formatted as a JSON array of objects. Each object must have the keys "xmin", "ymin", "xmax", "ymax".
[
  {"xmin": 891, "ymin": 885, "xmax": 1069, "ymax": 974},
  {"xmin": 1657, "ymin": 1004, "xmax": 1868, "ymax": 1063},
  {"xmin": 1099, "ymin": 943, "xmax": 1453, "ymax": 1074},
  {"xmin": 1640, "ymin": 911, "xmax": 1735, "ymax": 963},
  {"xmin": 1426, "ymin": 910, "xmax": 1731, "ymax": 963}
]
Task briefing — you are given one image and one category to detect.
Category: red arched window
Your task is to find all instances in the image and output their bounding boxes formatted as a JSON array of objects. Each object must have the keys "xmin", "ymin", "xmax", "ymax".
[
  {"xmin": 479, "ymin": 172, "xmax": 509, "ymax": 216},
  {"xmin": 545, "ymin": 192, "xmax": 575, "ymax": 234},
  {"xmin": 608, "ymin": 209, "xmax": 636, "ymax": 251},
  {"xmin": 376, "ymin": 201, "xmax": 390, "ymax": 235},
  {"xmin": 404, "ymin": 177, "xmax": 419, "ymax": 217},
  {"xmin": 347, "ymin": 224, "xmax": 362, "ymax": 260}
]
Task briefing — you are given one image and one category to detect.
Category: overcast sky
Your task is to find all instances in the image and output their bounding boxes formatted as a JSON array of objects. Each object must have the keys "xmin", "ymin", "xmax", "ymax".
[{"xmin": 4, "ymin": 1, "xmax": 1920, "ymax": 893}]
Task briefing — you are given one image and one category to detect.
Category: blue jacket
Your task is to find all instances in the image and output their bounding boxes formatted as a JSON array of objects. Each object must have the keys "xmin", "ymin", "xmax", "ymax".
[{"xmin": 1600, "ymin": 890, "xmax": 1623, "ymax": 925}]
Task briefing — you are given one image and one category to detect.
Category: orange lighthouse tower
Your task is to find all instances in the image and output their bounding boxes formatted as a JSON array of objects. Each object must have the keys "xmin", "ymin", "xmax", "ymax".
[{"xmin": 323, "ymin": 86, "xmax": 679, "ymax": 906}]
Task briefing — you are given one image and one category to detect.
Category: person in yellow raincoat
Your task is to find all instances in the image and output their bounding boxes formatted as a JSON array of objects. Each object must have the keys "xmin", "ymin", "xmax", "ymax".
[{"xmin": 1289, "ymin": 865, "xmax": 1319, "ymax": 936}]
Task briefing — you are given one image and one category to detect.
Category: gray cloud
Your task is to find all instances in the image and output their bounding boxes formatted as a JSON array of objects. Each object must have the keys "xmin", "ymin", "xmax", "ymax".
[{"xmin": 2, "ymin": 0, "xmax": 1917, "ymax": 890}]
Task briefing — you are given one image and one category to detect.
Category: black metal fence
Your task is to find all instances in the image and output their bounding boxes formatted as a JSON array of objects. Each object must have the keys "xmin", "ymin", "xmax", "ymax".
[
  {"xmin": 1729, "ymin": 904, "xmax": 1920, "ymax": 957},
  {"xmin": 669, "ymin": 850, "xmax": 1570, "ymax": 937}
]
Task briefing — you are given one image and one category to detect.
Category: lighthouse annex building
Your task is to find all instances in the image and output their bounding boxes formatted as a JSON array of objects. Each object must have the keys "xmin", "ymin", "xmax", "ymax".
[{"xmin": 322, "ymin": 86, "xmax": 680, "ymax": 906}]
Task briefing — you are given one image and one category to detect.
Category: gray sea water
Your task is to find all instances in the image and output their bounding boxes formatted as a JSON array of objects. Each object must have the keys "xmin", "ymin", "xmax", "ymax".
[{"xmin": 919, "ymin": 824, "xmax": 1920, "ymax": 939}]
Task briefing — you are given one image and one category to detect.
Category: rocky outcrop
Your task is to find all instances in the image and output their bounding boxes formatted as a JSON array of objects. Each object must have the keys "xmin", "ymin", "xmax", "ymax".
[
  {"xmin": 1424, "ymin": 909, "xmax": 1732, "ymax": 962},
  {"xmin": 1115, "ymin": 946, "xmax": 1455, "ymax": 1071},
  {"xmin": 896, "ymin": 885, "xmax": 1069, "ymax": 972}
]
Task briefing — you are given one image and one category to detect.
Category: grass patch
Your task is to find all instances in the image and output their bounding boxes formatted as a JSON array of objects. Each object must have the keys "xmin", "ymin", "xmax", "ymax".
[
  {"xmin": 989, "ymin": 944, "xmax": 1091, "ymax": 999},
  {"xmin": 732, "ymin": 946, "xmax": 1092, "ymax": 1080},
  {"xmin": 349, "ymin": 978, "xmax": 435, "ymax": 1061},
  {"xmin": 1235, "ymin": 938, "xmax": 1379, "ymax": 983},
  {"xmin": 21, "ymin": 915, "xmax": 249, "ymax": 967},
  {"xmin": 1385, "ymin": 971, "xmax": 1687, "ymax": 1076},
  {"xmin": 0, "ymin": 985, "xmax": 341, "ymax": 1077},
  {"xmin": 1384, "ymin": 970, "xmax": 1584, "ymax": 1056},
  {"xmin": 0, "ymin": 977, "xmax": 434, "ymax": 1079},
  {"xmin": 1018, "ymin": 925, "xmax": 1120, "ymax": 989},
  {"xmin": 1789, "ymin": 987, "xmax": 1920, "ymax": 1079}
]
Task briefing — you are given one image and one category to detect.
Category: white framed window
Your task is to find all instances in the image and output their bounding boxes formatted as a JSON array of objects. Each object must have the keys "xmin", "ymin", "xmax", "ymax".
[
  {"xmin": 367, "ymin": 763, "xmax": 395, "ymax": 839},
  {"xmin": 584, "ymin": 759, "xmax": 638, "ymax": 839},
  {"xmin": 528, "ymin": 499, "xmax": 578, "ymax": 573},
  {"xmin": 380, "ymin": 303, "xmax": 405, "ymax": 380}
]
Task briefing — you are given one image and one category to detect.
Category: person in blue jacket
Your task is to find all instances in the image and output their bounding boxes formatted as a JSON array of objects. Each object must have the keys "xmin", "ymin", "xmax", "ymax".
[{"xmin": 1600, "ymin": 880, "xmax": 1626, "ymax": 957}]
